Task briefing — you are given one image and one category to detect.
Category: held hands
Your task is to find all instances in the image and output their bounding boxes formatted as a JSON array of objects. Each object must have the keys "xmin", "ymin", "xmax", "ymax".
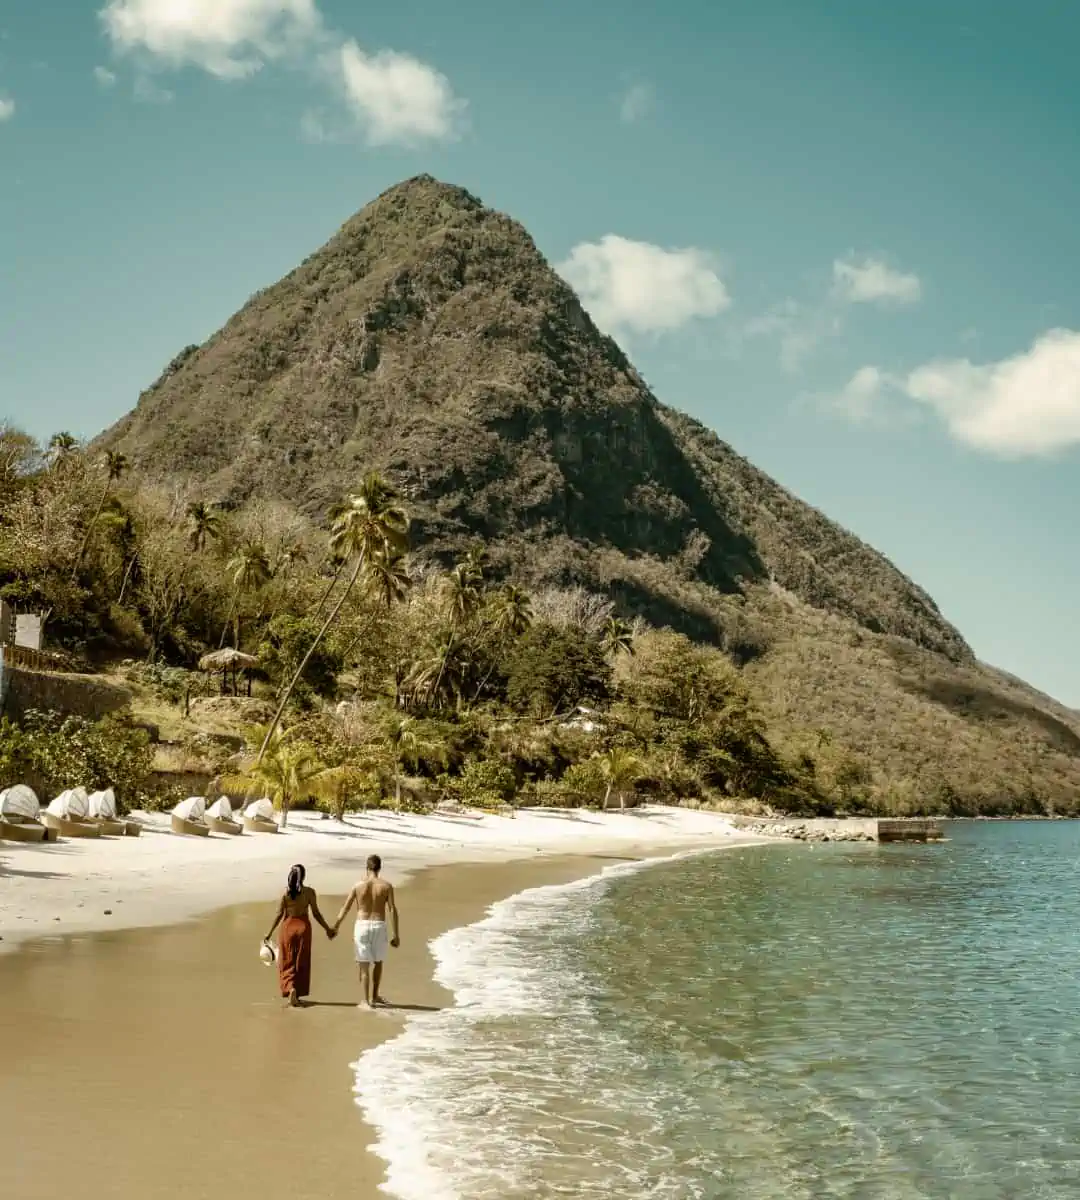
[{"xmin": 391, "ymin": 937, "xmax": 401, "ymax": 949}]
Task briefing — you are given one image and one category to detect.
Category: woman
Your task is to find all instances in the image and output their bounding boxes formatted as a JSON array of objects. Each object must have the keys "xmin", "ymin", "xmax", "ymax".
[{"xmin": 264, "ymin": 864, "xmax": 336, "ymax": 1007}]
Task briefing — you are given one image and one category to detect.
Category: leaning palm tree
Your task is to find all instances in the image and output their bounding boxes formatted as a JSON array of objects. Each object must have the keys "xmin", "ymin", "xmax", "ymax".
[
  {"xmin": 220, "ymin": 539, "xmax": 271, "ymax": 647},
  {"xmin": 337, "ymin": 549, "xmax": 412, "ymax": 663},
  {"xmin": 69, "ymin": 449, "xmax": 127, "ymax": 584},
  {"xmin": 598, "ymin": 746, "xmax": 645, "ymax": 810},
  {"xmin": 257, "ymin": 473, "xmax": 409, "ymax": 762},
  {"xmin": 222, "ymin": 727, "xmax": 344, "ymax": 829}
]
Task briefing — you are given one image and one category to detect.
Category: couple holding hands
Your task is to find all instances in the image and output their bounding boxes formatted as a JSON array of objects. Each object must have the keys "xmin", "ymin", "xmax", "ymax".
[{"xmin": 265, "ymin": 854, "xmax": 400, "ymax": 1009}]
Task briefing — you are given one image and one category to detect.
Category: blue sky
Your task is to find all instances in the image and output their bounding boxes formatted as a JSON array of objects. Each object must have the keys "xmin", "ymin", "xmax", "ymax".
[{"xmin": 1, "ymin": 0, "xmax": 1078, "ymax": 704}]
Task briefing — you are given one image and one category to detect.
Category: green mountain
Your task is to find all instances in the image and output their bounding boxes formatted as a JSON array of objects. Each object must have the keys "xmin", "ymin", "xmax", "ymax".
[{"xmin": 98, "ymin": 175, "xmax": 1080, "ymax": 809}]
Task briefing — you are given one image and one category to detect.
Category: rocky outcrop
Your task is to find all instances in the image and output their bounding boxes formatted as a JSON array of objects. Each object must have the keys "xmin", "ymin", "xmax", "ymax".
[{"xmin": 733, "ymin": 817, "xmax": 877, "ymax": 843}]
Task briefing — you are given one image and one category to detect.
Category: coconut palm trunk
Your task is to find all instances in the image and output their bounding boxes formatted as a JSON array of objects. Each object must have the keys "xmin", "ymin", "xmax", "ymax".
[{"xmin": 257, "ymin": 552, "xmax": 367, "ymax": 763}]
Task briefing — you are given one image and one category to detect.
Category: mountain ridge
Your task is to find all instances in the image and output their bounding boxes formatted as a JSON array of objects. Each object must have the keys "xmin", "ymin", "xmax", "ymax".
[
  {"xmin": 99, "ymin": 174, "xmax": 969, "ymax": 662},
  {"xmin": 96, "ymin": 174, "xmax": 1080, "ymax": 807}
]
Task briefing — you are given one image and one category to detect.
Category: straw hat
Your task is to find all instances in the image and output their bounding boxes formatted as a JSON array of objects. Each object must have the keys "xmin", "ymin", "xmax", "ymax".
[{"xmin": 259, "ymin": 940, "xmax": 276, "ymax": 965}]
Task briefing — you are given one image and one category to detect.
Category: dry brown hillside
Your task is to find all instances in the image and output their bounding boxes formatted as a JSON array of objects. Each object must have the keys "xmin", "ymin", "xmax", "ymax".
[{"xmin": 97, "ymin": 175, "xmax": 1080, "ymax": 810}]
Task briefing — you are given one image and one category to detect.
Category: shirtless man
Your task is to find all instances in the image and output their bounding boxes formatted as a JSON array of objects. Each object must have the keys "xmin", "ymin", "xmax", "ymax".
[{"xmin": 333, "ymin": 854, "xmax": 400, "ymax": 1009}]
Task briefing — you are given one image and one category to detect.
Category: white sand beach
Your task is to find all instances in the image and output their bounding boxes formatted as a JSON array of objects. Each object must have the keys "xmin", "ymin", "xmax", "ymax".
[
  {"xmin": 0, "ymin": 804, "xmax": 761, "ymax": 952},
  {"xmin": 0, "ymin": 805, "xmax": 767, "ymax": 1200}
]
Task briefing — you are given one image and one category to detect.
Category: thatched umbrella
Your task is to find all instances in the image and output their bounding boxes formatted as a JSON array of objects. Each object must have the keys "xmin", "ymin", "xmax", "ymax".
[{"xmin": 198, "ymin": 648, "xmax": 259, "ymax": 696}]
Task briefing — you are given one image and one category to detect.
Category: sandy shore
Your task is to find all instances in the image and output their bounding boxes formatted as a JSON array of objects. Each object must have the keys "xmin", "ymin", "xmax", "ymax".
[
  {"xmin": 0, "ymin": 807, "xmax": 766, "ymax": 1199},
  {"xmin": 0, "ymin": 804, "xmax": 758, "ymax": 952}
]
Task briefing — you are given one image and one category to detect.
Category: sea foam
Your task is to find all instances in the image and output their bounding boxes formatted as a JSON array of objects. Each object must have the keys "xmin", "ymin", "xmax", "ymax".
[{"xmin": 350, "ymin": 850, "xmax": 722, "ymax": 1199}]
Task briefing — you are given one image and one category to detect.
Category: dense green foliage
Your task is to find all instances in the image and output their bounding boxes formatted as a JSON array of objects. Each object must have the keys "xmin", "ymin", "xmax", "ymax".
[
  {"xmin": 0, "ymin": 710, "xmax": 153, "ymax": 811},
  {"xmin": 2, "ymin": 420, "xmax": 1080, "ymax": 816}
]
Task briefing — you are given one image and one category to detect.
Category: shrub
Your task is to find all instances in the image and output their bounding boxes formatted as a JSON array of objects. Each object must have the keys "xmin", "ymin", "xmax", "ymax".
[
  {"xmin": 559, "ymin": 757, "xmax": 606, "ymax": 804},
  {"xmin": 504, "ymin": 623, "xmax": 612, "ymax": 717},
  {"xmin": 0, "ymin": 709, "xmax": 154, "ymax": 812},
  {"xmin": 439, "ymin": 758, "xmax": 517, "ymax": 809}
]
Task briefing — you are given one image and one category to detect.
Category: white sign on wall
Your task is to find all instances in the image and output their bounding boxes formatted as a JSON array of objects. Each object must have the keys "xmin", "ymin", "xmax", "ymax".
[{"xmin": 15, "ymin": 613, "xmax": 42, "ymax": 651}]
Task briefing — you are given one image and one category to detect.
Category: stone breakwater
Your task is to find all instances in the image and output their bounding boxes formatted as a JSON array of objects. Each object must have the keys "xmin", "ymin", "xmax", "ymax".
[
  {"xmin": 731, "ymin": 817, "xmax": 878, "ymax": 843},
  {"xmin": 730, "ymin": 816, "xmax": 945, "ymax": 843}
]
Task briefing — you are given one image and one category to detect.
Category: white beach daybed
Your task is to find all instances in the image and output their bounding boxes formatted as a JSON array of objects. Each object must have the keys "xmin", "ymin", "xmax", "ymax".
[
  {"xmin": 0, "ymin": 784, "xmax": 53, "ymax": 842},
  {"xmin": 87, "ymin": 787, "xmax": 128, "ymax": 837},
  {"xmin": 171, "ymin": 795, "xmax": 210, "ymax": 838},
  {"xmin": 242, "ymin": 797, "xmax": 278, "ymax": 834},
  {"xmin": 205, "ymin": 796, "xmax": 243, "ymax": 836},
  {"xmin": 43, "ymin": 787, "xmax": 101, "ymax": 838}
]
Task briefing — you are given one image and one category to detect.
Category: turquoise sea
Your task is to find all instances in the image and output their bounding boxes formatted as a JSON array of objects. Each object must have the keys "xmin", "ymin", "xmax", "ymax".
[{"xmin": 353, "ymin": 822, "xmax": 1080, "ymax": 1198}]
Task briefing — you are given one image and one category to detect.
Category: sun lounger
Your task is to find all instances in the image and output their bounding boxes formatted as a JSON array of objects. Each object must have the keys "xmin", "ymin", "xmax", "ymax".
[
  {"xmin": 205, "ymin": 797, "xmax": 243, "ymax": 836},
  {"xmin": 241, "ymin": 798, "xmax": 279, "ymax": 833},
  {"xmin": 43, "ymin": 788, "xmax": 101, "ymax": 838},
  {"xmin": 0, "ymin": 786, "xmax": 55, "ymax": 842},
  {"xmin": 170, "ymin": 796, "xmax": 211, "ymax": 837},
  {"xmin": 87, "ymin": 788, "xmax": 127, "ymax": 836}
]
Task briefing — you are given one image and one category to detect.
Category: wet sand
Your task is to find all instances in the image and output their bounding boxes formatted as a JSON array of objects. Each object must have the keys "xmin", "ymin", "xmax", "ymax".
[{"xmin": 1, "ymin": 855, "xmax": 617, "ymax": 1200}]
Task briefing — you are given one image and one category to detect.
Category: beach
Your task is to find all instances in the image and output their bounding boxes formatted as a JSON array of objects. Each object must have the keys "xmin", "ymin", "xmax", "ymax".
[{"xmin": 0, "ymin": 805, "xmax": 760, "ymax": 1199}]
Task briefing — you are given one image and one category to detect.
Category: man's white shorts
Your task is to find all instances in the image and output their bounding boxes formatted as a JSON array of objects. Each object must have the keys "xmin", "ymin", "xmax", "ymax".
[{"xmin": 354, "ymin": 919, "xmax": 389, "ymax": 964}]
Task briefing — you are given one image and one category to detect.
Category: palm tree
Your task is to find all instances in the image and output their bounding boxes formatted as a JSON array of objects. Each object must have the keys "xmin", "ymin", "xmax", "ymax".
[
  {"xmin": 492, "ymin": 583, "xmax": 532, "ymax": 638},
  {"xmin": 365, "ymin": 549, "xmax": 411, "ymax": 609},
  {"xmin": 265, "ymin": 540, "xmax": 307, "ymax": 625},
  {"xmin": 385, "ymin": 716, "xmax": 448, "ymax": 806},
  {"xmin": 598, "ymin": 746, "xmax": 645, "ymax": 810},
  {"xmin": 337, "ymin": 550, "xmax": 412, "ymax": 664},
  {"xmin": 46, "ymin": 431, "xmax": 79, "ymax": 470},
  {"xmin": 221, "ymin": 539, "xmax": 271, "ymax": 648},
  {"xmin": 444, "ymin": 561, "xmax": 481, "ymax": 628},
  {"xmin": 69, "ymin": 450, "xmax": 127, "ymax": 584},
  {"xmin": 462, "ymin": 543, "xmax": 489, "ymax": 585},
  {"xmin": 185, "ymin": 501, "xmax": 223, "ymax": 554},
  {"xmin": 97, "ymin": 497, "xmax": 139, "ymax": 602},
  {"xmin": 469, "ymin": 583, "xmax": 532, "ymax": 703},
  {"xmin": 257, "ymin": 472, "xmax": 409, "ymax": 762},
  {"xmin": 222, "ymin": 727, "xmax": 347, "ymax": 829},
  {"xmin": 601, "ymin": 615, "xmax": 636, "ymax": 659},
  {"xmin": 403, "ymin": 635, "xmax": 472, "ymax": 711},
  {"xmin": 310, "ymin": 546, "xmax": 348, "ymax": 620}
]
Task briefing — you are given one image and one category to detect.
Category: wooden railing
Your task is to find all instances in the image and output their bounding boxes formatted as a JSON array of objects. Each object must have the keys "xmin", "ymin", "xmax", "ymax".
[{"xmin": 0, "ymin": 643, "xmax": 73, "ymax": 673}]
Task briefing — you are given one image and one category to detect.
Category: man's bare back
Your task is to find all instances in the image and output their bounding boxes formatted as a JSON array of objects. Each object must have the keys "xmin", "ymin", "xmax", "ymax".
[
  {"xmin": 333, "ymin": 854, "xmax": 400, "ymax": 1009},
  {"xmin": 356, "ymin": 875, "xmax": 393, "ymax": 921}
]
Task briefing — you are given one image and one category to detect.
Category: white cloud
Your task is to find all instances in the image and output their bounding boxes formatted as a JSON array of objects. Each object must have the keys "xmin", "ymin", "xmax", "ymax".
[
  {"xmin": 99, "ymin": 0, "xmax": 466, "ymax": 147},
  {"xmin": 100, "ymin": 0, "xmax": 321, "ymax": 80},
  {"xmin": 831, "ymin": 365, "xmax": 887, "ymax": 423},
  {"xmin": 904, "ymin": 329, "xmax": 1080, "ymax": 456},
  {"xmin": 619, "ymin": 82, "xmax": 654, "ymax": 123},
  {"xmin": 94, "ymin": 65, "xmax": 118, "ymax": 87},
  {"xmin": 0, "ymin": 96, "xmax": 14, "ymax": 122},
  {"xmin": 557, "ymin": 236, "xmax": 730, "ymax": 337},
  {"xmin": 336, "ymin": 41, "xmax": 466, "ymax": 144},
  {"xmin": 832, "ymin": 255, "xmax": 921, "ymax": 305},
  {"xmin": 743, "ymin": 298, "xmax": 842, "ymax": 373}
]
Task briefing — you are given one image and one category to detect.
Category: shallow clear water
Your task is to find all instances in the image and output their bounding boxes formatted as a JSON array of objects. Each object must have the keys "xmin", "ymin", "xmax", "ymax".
[{"xmin": 352, "ymin": 823, "xmax": 1080, "ymax": 1198}]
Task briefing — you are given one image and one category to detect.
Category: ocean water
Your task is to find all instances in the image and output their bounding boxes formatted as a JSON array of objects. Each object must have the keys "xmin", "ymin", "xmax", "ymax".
[{"xmin": 352, "ymin": 822, "xmax": 1080, "ymax": 1198}]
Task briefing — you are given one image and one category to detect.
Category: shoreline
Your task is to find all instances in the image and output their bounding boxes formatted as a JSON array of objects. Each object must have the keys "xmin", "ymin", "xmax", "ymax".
[
  {"xmin": 0, "ymin": 804, "xmax": 764, "ymax": 954},
  {"xmin": 0, "ymin": 833, "xmax": 764, "ymax": 1200}
]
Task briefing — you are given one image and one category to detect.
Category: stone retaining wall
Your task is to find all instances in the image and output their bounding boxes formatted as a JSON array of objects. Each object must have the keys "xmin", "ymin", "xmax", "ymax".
[{"xmin": 2, "ymin": 666, "xmax": 131, "ymax": 721}]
